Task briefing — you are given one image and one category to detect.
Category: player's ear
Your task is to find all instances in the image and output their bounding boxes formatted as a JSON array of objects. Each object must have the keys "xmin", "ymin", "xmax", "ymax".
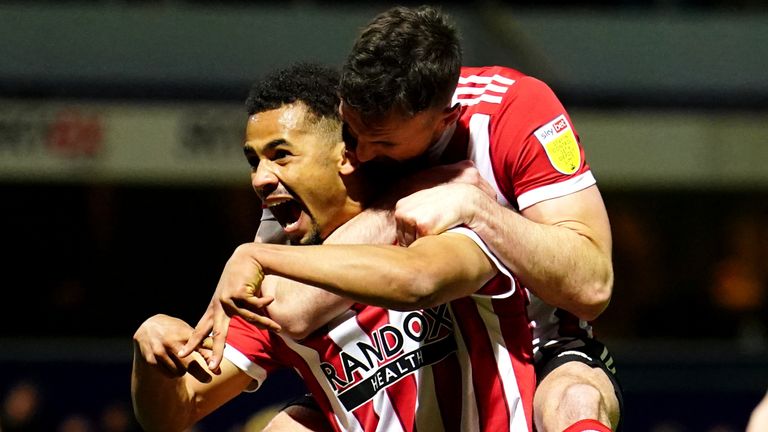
[
  {"xmin": 338, "ymin": 145, "xmax": 357, "ymax": 175},
  {"xmin": 441, "ymin": 103, "xmax": 461, "ymax": 127}
]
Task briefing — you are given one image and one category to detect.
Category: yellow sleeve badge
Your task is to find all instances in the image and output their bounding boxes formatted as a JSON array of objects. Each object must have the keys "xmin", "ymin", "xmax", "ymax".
[{"xmin": 533, "ymin": 114, "xmax": 581, "ymax": 175}]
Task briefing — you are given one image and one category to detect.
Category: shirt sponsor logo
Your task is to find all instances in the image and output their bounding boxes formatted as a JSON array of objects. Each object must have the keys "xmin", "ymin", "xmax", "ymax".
[
  {"xmin": 533, "ymin": 114, "xmax": 581, "ymax": 175},
  {"xmin": 320, "ymin": 304, "xmax": 457, "ymax": 412},
  {"xmin": 553, "ymin": 118, "xmax": 569, "ymax": 133}
]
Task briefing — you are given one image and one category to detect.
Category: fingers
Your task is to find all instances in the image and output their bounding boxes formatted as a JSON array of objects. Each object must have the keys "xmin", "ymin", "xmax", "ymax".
[
  {"xmin": 207, "ymin": 309, "xmax": 230, "ymax": 372},
  {"xmin": 144, "ymin": 344, "xmax": 187, "ymax": 378},
  {"xmin": 178, "ymin": 328, "xmax": 206, "ymax": 358},
  {"xmin": 247, "ymin": 315, "xmax": 283, "ymax": 332},
  {"xmin": 195, "ymin": 339, "xmax": 214, "ymax": 365},
  {"xmin": 177, "ymin": 308, "xmax": 214, "ymax": 358},
  {"xmin": 240, "ymin": 299, "xmax": 282, "ymax": 332},
  {"xmin": 222, "ymin": 288, "xmax": 279, "ymax": 329},
  {"xmin": 447, "ymin": 163, "xmax": 494, "ymax": 199},
  {"xmin": 201, "ymin": 336, "xmax": 214, "ymax": 351},
  {"xmin": 244, "ymin": 295, "xmax": 275, "ymax": 309},
  {"xmin": 394, "ymin": 200, "xmax": 420, "ymax": 246},
  {"xmin": 395, "ymin": 184, "xmax": 477, "ymax": 241},
  {"xmin": 396, "ymin": 215, "xmax": 417, "ymax": 247},
  {"xmin": 477, "ymin": 177, "xmax": 497, "ymax": 199},
  {"xmin": 229, "ymin": 297, "xmax": 281, "ymax": 332},
  {"xmin": 167, "ymin": 351, "xmax": 189, "ymax": 377}
]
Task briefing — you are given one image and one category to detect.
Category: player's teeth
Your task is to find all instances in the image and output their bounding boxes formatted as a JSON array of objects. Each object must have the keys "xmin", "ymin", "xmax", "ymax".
[{"xmin": 268, "ymin": 199, "xmax": 290, "ymax": 207}]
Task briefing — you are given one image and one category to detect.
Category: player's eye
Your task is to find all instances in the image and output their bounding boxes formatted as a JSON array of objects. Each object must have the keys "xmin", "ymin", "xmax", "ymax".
[
  {"xmin": 243, "ymin": 148, "xmax": 259, "ymax": 169},
  {"xmin": 272, "ymin": 149, "xmax": 291, "ymax": 161}
]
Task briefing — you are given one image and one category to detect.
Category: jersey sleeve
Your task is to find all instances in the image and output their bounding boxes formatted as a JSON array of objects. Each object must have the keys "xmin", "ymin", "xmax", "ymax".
[
  {"xmin": 446, "ymin": 226, "xmax": 518, "ymax": 299},
  {"xmin": 491, "ymin": 76, "xmax": 595, "ymax": 210},
  {"xmin": 224, "ymin": 315, "xmax": 285, "ymax": 392}
]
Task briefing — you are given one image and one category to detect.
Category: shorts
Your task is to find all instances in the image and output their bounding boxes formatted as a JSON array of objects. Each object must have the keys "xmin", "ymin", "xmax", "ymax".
[
  {"xmin": 281, "ymin": 393, "xmax": 321, "ymax": 412},
  {"xmin": 536, "ymin": 337, "xmax": 624, "ymax": 431}
]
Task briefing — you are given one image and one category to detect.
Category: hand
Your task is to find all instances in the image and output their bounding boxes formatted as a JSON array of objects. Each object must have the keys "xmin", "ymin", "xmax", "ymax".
[
  {"xmin": 398, "ymin": 160, "xmax": 497, "ymax": 199},
  {"xmin": 133, "ymin": 314, "xmax": 213, "ymax": 383},
  {"xmin": 394, "ymin": 182, "xmax": 489, "ymax": 246},
  {"xmin": 178, "ymin": 243, "xmax": 280, "ymax": 371}
]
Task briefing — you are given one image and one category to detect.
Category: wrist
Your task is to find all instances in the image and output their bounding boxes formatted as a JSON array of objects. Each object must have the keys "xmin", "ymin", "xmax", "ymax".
[
  {"xmin": 246, "ymin": 242, "xmax": 269, "ymax": 276},
  {"xmin": 465, "ymin": 186, "xmax": 492, "ymax": 232}
]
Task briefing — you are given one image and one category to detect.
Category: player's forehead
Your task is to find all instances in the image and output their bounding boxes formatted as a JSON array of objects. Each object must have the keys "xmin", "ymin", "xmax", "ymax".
[
  {"xmin": 248, "ymin": 103, "xmax": 312, "ymax": 131},
  {"xmin": 341, "ymin": 103, "xmax": 427, "ymax": 140},
  {"xmin": 245, "ymin": 104, "xmax": 315, "ymax": 148}
]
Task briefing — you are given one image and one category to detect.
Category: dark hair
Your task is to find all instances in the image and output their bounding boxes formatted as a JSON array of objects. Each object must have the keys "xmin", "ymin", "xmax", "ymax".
[
  {"xmin": 340, "ymin": 5, "xmax": 462, "ymax": 121},
  {"xmin": 246, "ymin": 63, "xmax": 341, "ymax": 122}
]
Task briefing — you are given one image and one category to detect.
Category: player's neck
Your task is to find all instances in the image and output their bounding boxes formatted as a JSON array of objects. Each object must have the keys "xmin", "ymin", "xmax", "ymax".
[
  {"xmin": 439, "ymin": 126, "xmax": 468, "ymax": 165},
  {"xmin": 426, "ymin": 120, "xmax": 463, "ymax": 165}
]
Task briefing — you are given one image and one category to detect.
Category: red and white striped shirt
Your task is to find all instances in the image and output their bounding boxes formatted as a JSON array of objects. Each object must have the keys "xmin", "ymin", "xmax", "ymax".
[
  {"xmin": 225, "ymin": 228, "xmax": 534, "ymax": 431},
  {"xmin": 442, "ymin": 66, "xmax": 596, "ymax": 357}
]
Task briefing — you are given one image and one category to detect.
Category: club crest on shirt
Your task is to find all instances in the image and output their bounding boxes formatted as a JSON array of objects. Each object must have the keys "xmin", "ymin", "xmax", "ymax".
[{"xmin": 533, "ymin": 114, "xmax": 581, "ymax": 175}]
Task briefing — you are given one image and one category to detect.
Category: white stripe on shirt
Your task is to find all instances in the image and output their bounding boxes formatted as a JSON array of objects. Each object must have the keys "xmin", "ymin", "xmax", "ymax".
[
  {"xmin": 458, "ymin": 74, "xmax": 516, "ymax": 86},
  {"xmin": 516, "ymin": 171, "xmax": 596, "ymax": 210}
]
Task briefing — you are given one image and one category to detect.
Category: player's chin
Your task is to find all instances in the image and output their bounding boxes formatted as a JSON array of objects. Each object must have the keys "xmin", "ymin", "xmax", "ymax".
[{"xmin": 294, "ymin": 225, "xmax": 322, "ymax": 246}]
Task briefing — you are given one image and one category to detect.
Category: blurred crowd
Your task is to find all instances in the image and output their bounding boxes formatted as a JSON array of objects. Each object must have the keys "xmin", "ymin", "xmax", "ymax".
[
  {"xmin": 0, "ymin": 378, "xmax": 292, "ymax": 432},
  {"xmin": 2, "ymin": 377, "xmax": 764, "ymax": 432},
  {"xmin": 0, "ymin": 380, "xmax": 135, "ymax": 432},
  {"xmin": 596, "ymin": 191, "xmax": 768, "ymax": 348}
]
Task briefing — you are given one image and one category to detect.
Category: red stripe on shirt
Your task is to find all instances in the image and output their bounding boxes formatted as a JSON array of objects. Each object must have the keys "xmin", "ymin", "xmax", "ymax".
[{"xmin": 450, "ymin": 296, "xmax": 512, "ymax": 430}]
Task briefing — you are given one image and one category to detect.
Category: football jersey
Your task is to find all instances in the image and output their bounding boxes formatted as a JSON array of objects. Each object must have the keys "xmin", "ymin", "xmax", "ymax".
[
  {"xmin": 444, "ymin": 66, "xmax": 596, "ymax": 357},
  {"xmin": 224, "ymin": 227, "xmax": 534, "ymax": 432}
]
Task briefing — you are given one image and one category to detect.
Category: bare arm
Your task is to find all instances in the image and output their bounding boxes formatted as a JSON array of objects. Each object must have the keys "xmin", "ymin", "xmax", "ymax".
[
  {"xmin": 178, "ymin": 207, "xmax": 394, "ymax": 369},
  {"xmin": 263, "ymin": 207, "xmax": 394, "ymax": 339},
  {"xmin": 252, "ymin": 208, "xmax": 357, "ymax": 338},
  {"xmin": 264, "ymin": 161, "xmax": 487, "ymax": 336},
  {"xmin": 395, "ymin": 183, "xmax": 613, "ymax": 320},
  {"xmin": 516, "ymin": 186, "xmax": 613, "ymax": 319},
  {"xmin": 131, "ymin": 314, "xmax": 253, "ymax": 431},
  {"xmin": 231, "ymin": 232, "xmax": 496, "ymax": 312},
  {"xmin": 181, "ymin": 162, "xmax": 490, "ymax": 368}
]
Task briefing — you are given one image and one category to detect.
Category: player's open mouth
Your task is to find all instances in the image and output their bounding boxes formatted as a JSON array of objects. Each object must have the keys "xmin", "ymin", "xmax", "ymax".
[{"xmin": 266, "ymin": 197, "xmax": 305, "ymax": 232}]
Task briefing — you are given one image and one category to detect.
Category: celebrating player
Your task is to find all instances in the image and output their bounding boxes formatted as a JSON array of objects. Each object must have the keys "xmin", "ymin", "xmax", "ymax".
[
  {"xmin": 183, "ymin": 6, "xmax": 622, "ymax": 432},
  {"xmin": 132, "ymin": 63, "xmax": 535, "ymax": 432}
]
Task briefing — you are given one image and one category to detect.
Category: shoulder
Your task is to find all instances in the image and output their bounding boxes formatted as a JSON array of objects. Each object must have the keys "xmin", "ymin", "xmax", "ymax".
[
  {"xmin": 455, "ymin": 66, "xmax": 557, "ymax": 116},
  {"xmin": 459, "ymin": 65, "xmax": 527, "ymax": 82}
]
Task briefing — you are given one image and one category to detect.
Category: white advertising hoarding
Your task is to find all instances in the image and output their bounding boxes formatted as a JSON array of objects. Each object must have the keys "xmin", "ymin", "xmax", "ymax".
[
  {"xmin": 1, "ymin": 99, "xmax": 767, "ymax": 188},
  {"xmin": 0, "ymin": 100, "xmax": 251, "ymax": 184}
]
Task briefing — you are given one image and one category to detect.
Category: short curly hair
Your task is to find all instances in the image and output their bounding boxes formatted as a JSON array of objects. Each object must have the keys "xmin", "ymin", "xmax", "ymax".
[
  {"xmin": 340, "ymin": 6, "xmax": 461, "ymax": 121},
  {"xmin": 245, "ymin": 63, "xmax": 341, "ymax": 123}
]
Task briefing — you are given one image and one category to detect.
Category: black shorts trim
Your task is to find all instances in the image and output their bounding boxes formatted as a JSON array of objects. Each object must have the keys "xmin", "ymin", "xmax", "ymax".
[
  {"xmin": 281, "ymin": 393, "xmax": 321, "ymax": 412},
  {"xmin": 536, "ymin": 338, "xmax": 624, "ymax": 431}
]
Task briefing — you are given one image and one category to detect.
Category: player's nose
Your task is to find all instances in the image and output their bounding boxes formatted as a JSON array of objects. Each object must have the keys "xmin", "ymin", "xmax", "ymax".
[
  {"xmin": 355, "ymin": 142, "xmax": 378, "ymax": 163},
  {"xmin": 251, "ymin": 163, "xmax": 279, "ymax": 200}
]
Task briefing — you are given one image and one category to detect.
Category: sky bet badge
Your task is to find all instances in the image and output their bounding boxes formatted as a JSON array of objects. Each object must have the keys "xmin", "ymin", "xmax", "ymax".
[{"xmin": 534, "ymin": 114, "xmax": 581, "ymax": 175}]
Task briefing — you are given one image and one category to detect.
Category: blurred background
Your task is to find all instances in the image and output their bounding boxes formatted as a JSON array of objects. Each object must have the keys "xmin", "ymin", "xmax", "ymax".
[{"xmin": 1, "ymin": 1, "xmax": 767, "ymax": 431}]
